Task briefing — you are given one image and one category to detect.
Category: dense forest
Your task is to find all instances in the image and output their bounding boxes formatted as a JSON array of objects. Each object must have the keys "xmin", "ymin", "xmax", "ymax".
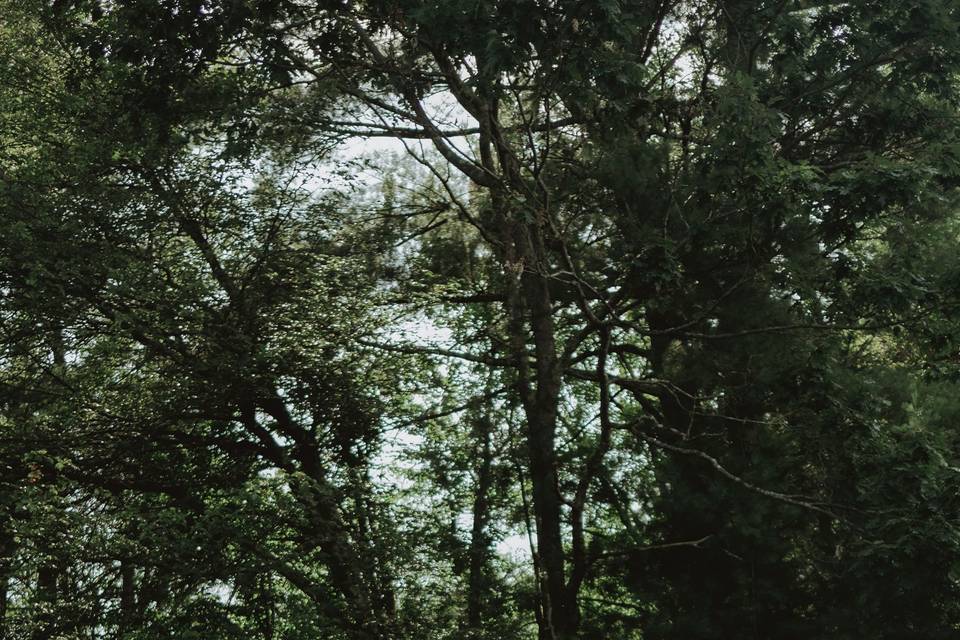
[{"xmin": 2, "ymin": 0, "xmax": 960, "ymax": 638}]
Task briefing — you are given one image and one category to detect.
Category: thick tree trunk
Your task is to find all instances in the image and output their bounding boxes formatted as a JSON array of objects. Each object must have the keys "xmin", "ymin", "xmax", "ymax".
[
  {"xmin": 513, "ymin": 234, "xmax": 579, "ymax": 640},
  {"xmin": 33, "ymin": 562, "xmax": 58, "ymax": 640},
  {"xmin": 466, "ymin": 415, "xmax": 494, "ymax": 629},
  {"xmin": 0, "ymin": 526, "xmax": 13, "ymax": 639},
  {"xmin": 456, "ymin": 57, "xmax": 578, "ymax": 637},
  {"xmin": 119, "ymin": 560, "xmax": 135, "ymax": 634}
]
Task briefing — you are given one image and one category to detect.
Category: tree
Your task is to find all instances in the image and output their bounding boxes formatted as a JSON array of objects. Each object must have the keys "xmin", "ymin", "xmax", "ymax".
[
  {"xmin": 3, "ymin": 0, "xmax": 960, "ymax": 638},
  {"xmin": 1, "ymin": 4, "xmax": 415, "ymax": 637}
]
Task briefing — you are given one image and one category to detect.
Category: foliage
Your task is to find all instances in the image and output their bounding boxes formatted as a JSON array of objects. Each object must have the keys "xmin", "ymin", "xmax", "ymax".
[{"xmin": 2, "ymin": 0, "xmax": 960, "ymax": 638}]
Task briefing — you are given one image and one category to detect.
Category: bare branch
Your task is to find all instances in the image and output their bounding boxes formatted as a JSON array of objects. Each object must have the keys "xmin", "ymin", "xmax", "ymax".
[
  {"xmin": 629, "ymin": 424, "xmax": 845, "ymax": 522},
  {"xmin": 356, "ymin": 338, "xmax": 514, "ymax": 367},
  {"xmin": 595, "ymin": 535, "xmax": 715, "ymax": 559}
]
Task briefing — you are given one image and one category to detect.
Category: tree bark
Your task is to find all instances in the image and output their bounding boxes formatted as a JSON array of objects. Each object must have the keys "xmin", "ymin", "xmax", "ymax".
[
  {"xmin": 0, "ymin": 526, "xmax": 13, "ymax": 639},
  {"xmin": 513, "ymin": 231, "xmax": 578, "ymax": 640},
  {"xmin": 466, "ymin": 415, "xmax": 494, "ymax": 629},
  {"xmin": 119, "ymin": 560, "xmax": 135, "ymax": 634}
]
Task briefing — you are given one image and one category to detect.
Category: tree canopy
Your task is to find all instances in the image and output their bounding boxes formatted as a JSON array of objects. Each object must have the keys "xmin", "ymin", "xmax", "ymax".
[{"xmin": 2, "ymin": 0, "xmax": 960, "ymax": 638}]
